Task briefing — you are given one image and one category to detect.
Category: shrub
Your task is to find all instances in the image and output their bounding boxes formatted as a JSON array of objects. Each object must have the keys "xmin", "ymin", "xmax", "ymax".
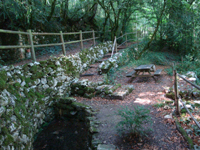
[{"xmin": 116, "ymin": 106, "xmax": 152, "ymax": 136}]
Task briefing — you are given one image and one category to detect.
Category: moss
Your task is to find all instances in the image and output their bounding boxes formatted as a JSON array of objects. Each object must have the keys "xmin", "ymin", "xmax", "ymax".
[
  {"xmin": 0, "ymin": 70, "xmax": 7, "ymax": 90},
  {"xmin": 14, "ymin": 82, "xmax": 21, "ymax": 89},
  {"xmin": 39, "ymin": 60, "xmax": 47, "ymax": 67},
  {"xmin": 84, "ymin": 93, "xmax": 95, "ymax": 99},
  {"xmin": 86, "ymin": 87, "xmax": 95, "ymax": 93},
  {"xmin": 7, "ymin": 84, "xmax": 21, "ymax": 99},
  {"xmin": 57, "ymin": 82, "xmax": 62, "ymax": 87},
  {"xmin": 165, "ymin": 92, "xmax": 175, "ymax": 100},
  {"xmin": 45, "ymin": 88, "xmax": 53, "ymax": 95},
  {"xmin": 77, "ymin": 90, "xmax": 84, "ymax": 96},
  {"xmin": 112, "ymin": 84, "xmax": 121, "ymax": 92},
  {"xmin": 71, "ymin": 102, "xmax": 89, "ymax": 108},
  {"xmin": 4, "ymin": 134, "xmax": 14, "ymax": 146},
  {"xmin": 30, "ymin": 65, "xmax": 38, "ymax": 74},
  {"xmin": 25, "ymin": 77, "xmax": 31, "ymax": 87},
  {"xmin": 174, "ymin": 116, "xmax": 194, "ymax": 149},
  {"xmin": 31, "ymin": 72, "xmax": 45, "ymax": 80}
]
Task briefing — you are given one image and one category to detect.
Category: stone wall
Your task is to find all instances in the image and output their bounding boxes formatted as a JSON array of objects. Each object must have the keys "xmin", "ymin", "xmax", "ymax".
[{"xmin": 0, "ymin": 42, "xmax": 112, "ymax": 150}]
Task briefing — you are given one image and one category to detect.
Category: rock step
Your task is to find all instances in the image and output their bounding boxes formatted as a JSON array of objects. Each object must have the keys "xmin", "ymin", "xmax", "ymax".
[
  {"xmin": 89, "ymin": 64, "xmax": 99, "ymax": 68},
  {"xmin": 97, "ymin": 144, "xmax": 116, "ymax": 150},
  {"xmin": 109, "ymin": 85, "xmax": 134, "ymax": 100},
  {"xmin": 80, "ymin": 73, "xmax": 95, "ymax": 77}
]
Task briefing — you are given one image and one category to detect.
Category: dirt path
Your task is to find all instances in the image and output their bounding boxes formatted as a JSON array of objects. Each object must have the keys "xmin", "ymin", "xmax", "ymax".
[{"xmin": 76, "ymin": 65, "xmax": 190, "ymax": 149}]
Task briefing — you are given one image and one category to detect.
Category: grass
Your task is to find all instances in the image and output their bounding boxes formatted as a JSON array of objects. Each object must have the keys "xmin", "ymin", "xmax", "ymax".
[{"xmin": 153, "ymin": 103, "xmax": 165, "ymax": 108}]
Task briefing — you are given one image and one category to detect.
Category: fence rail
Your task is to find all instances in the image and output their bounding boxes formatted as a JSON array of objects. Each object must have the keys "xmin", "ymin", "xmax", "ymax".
[{"xmin": 0, "ymin": 29, "xmax": 98, "ymax": 62}]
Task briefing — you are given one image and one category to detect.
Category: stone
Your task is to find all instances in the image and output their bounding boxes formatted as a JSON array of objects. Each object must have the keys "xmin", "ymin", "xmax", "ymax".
[
  {"xmin": 111, "ymin": 89, "xmax": 129, "ymax": 100},
  {"xmin": 188, "ymin": 77, "xmax": 196, "ymax": 82},
  {"xmin": 9, "ymin": 123, "xmax": 16, "ymax": 132},
  {"xmin": 42, "ymin": 84, "xmax": 49, "ymax": 89},
  {"xmin": 0, "ymin": 95, "xmax": 9, "ymax": 107},
  {"xmin": 194, "ymin": 145, "xmax": 200, "ymax": 150},
  {"xmin": 34, "ymin": 79, "xmax": 40, "ymax": 85},
  {"xmin": 70, "ymin": 111, "xmax": 77, "ymax": 115},
  {"xmin": 41, "ymin": 78, "xmax": 47, "ymax": 84},
  {"xmin": 55, "ymin": 61, "xmax": 61, "ymax": 66},
  {"xmin": 21, "ymin": 81, "xmax": 26, "ymax": 87},
  {"xmin": 164, "ymin": 105, "xmax": 170, "ymax": 110},
  {"xmin": 97, "ymin": 144, "xmax": 116, "ymax": 150},
  {"xmin": 21, "ymin": 134, "xmax": 29, "ymax": 144},
  {"xmin": 185, "ymin": 129, "xmax": 192, "ymax": 135},
  {"xmin": 186, "ymin": 71, "xmax": 197, "ymax": 78},
  {"xmin": 164, "ymin": 114, "xmax": 172, "ymax": 119},
  {"xmin": 194, "ymin": 101, "xmax": 200, "ymax": 107},
  {"xmin": 16, "ymin": 78, "xmax": 22, "ymax": 84},
  {"xmin": 10, "ymin": 115, "xmax": 17, "ymax": 122}
]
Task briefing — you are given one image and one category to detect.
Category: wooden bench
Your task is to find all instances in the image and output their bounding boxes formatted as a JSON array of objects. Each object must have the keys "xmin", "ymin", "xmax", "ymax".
[
  {"xmin": 126, "ymin": 70, "xmax": 136, "ymax": 77},
  {"xmin": 154, "ymin": 69, "xmax": 162, "ymax": 76}
]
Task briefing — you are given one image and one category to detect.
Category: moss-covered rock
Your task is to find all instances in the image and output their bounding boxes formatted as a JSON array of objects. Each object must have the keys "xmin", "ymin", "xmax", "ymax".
[{"xmin": 0, "ymin": 70, "xmax": 7, "ymax": 91}]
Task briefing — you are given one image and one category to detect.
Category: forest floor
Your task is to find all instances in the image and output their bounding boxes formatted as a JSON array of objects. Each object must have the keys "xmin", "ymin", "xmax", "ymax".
[{"xmin": 75, "ymin": 64, "xmax": 190, "ymax": 150}]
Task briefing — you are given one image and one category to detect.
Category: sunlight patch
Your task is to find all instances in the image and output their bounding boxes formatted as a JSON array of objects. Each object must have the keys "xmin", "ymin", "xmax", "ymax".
[{"xmin": 134, "ymin": 98, "xmax": 151, "ymax": 104}]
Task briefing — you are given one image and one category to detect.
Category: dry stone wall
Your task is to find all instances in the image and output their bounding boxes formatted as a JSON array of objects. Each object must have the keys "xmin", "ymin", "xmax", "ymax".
[{"xmin": 0, "ymin": 42, "xmax": 112, "ymax": 150}]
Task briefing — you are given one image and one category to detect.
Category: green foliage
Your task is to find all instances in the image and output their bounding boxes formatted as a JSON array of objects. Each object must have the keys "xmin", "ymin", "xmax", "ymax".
[
  {"xmin": 116, "ymin": 106, "xmax": 152, "ymax": 136},
  {"xmin": 103, "ymin": 68, "xmax": 116, "ymax": 85},
  {"xmin": 0, "ymin": 70, "xmax": 7, "ymax": 91},
  {"xmin": 153, "ymin": 102, "xmax": 165, "ymax": 108}
]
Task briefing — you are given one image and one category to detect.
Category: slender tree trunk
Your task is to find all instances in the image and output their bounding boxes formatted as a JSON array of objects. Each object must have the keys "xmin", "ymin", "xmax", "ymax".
[
  {"xmin": 137, "ymin": 0, "xmax": 166, "ymax": 60},
  {"xmin": 47, "ymin": 0, "xmax": 57, "ymax": 22}
]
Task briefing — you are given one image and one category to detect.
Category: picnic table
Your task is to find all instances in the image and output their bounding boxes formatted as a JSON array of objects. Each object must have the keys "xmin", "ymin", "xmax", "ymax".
[{"xmin": 126, "ymin": 64, "xmax": 162, "ymax": 82}]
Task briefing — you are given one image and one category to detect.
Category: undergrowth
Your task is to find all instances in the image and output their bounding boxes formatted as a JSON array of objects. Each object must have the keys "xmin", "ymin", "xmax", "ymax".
[{"xmin": 116, "ymin": 106, "xmax": 152, "ymax": 136}]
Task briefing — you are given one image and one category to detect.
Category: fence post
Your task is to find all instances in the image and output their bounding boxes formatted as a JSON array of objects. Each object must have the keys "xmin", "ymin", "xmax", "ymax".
[
  {"xmin": 174, "ymin": 70, "xmax": 180, "ymax": 116},
  {"xmin": 125, "ymin": 33, "xmax": 128, "ymax": 47},
  {"xmin": 60, "ymin": 31, "xmax": 66, "ymax": 56},
  {"xmin": 80, "ymin": 30, "xmax": 83, "ymax": 50},
  {"xmin": 27, "ymin": 29, "xmax": 36, "ymax": 62},
  {"xmin": 114, "ymin": 36, "xmax": 117, "ymax": 53},
  {"xmin": 19, "ymin": 33, "xmax": 25, "ymax": 59},
  {"xmin": 92, "ymin": 30, "xmax": 96, "ymax": 46}
]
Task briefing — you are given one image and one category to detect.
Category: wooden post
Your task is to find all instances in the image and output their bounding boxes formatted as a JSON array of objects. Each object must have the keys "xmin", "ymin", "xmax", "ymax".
[
  {"xmin": 115, "ymin": 36, "xmax": 117, "ymax": 53},
  {"xmin": 19, "ymin": 33, "xmax": 25, "ymax": 59},
  {"xmin": 80, "ymin": 30, "xmax": 83, "ymax": 50},
  {"xmin": 60, "ymin": 31, "xmax": 66, "ymax": 56},
  {"xmin": 92, "ymin": 30, "xmax": 95, "ymax": 46},
  {"xmin": 125, "ymin": 33, "xmax": 128, "ymax": 47},
  {"xmin": 27, "ymin": 29, "xmax": 36, "ymax": 62},
  {"xmin": 174, "ymin": 70, "xmax": 180, "ymax": 116}
]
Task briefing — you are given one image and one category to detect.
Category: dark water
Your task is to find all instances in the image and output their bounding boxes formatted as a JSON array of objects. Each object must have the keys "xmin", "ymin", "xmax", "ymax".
[{"xmin": 33, "ymin": 118, "xmax": 89, "ymax": 150}]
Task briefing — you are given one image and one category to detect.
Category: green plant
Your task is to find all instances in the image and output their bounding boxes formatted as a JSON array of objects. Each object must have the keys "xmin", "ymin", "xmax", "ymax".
[
  {"xmin": 116, "ymin": 106, "xmax": 152, "ymax": 136},
  {"xmin": 153, "ymin": 102, "xmax": 165, "ymax": 108}
]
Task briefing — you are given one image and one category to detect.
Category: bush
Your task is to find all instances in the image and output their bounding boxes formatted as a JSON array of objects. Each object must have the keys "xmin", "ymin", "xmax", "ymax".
[{"xmin": 116, "ymin": 106, "xmax": 152, "ymax": 136}]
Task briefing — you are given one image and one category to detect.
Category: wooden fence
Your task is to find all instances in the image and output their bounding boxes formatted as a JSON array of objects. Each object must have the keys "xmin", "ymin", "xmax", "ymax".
[
  {"xmin": 0, "ymin": 29, "xmax": 99, "ymax": 62},
  {"xmin": 111, "ymin": 32, "xmax": 137, "ymax": 57},
  {"xmin": 173, "ymin": 70, "xmax": 200, "ymax": 129}
]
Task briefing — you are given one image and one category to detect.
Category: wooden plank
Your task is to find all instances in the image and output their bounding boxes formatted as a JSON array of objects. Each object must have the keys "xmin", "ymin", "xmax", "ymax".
[
  {"xmin": 60, "ymin": 31, "xmax": 66, "ymax": 56},
  {"xmin": 134, "ymin": 64, "xmax": 154, "ymax": 70},
  {"xmin": 154, "ymin": 69, "xmax": 162, "ymax": 76},
  {"xmin": 80, "ymin": 30, "xmax": 83, "ymax": 50},
  {"xmin": 126, "ymin": 70, "xmax": 136, "ymax": 77},
  {"xmin": 0, "ymin": 29, "xmax": 29, "ymax": 35},
  {"xmin": 27, "ymin": 30, "xmax": 36, "ymax": 62}
]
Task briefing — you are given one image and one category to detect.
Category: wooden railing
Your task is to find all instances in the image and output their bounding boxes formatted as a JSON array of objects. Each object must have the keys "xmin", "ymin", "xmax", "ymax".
[
  {"xmin": 0, "ymin": 29, "xmax": 99, "ymax": 62},
  {"xmin": 111, "ymin": 32, "xmax": 137, "ymax": 57},
  {"xmin": 173, "ymin": 70, "xmax": 200, "ymax": 129}
]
